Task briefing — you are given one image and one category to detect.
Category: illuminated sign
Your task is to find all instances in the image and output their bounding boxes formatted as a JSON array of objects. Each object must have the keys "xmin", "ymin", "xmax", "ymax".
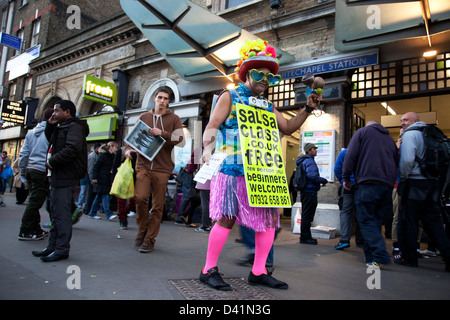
[
  {"xmin": 82, "ymin": 75, "xmax": 117, "ymax": 106},
  {"xmin": 280, "ymin": 52, "xmax": 378, "ymax": 80},
  {"xmin": 0, "ymin": 99, "xmax": 28, "ymax": 125}
]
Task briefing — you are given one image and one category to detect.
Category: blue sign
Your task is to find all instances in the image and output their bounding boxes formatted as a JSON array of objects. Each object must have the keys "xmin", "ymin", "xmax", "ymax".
[
  {"xmin": 0, "ymin": 32, "xmax": 22, "ymax": 51},
  {"xmin": 280, "ymin": 52, "xmax": 378, "ymax": 80}
]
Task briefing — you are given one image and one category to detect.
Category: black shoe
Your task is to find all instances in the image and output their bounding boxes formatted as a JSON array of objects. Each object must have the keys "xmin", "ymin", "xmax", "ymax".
[
  {"xmin": 72, "ymin": 207, "xmax": 83, "ymax": 225},
  {"xmin": 248, "ymin": 271, "xmax": 288, "ymax": 289},
  {"xmin": 300, "ymin": 238, "xmax": 318, "ymax": 245},
  {"xmin": 394, "ymin": 258, "xmax": 418, "ymax": 268},
  {"xmin": 119, "ymin": 221, "xmax": 128, "ymax": 230},
  {"xmin": 32, "ymin": 248, "xmax": 53, "ymax": 257},
  {"xmin": 40, "ymin": 252, "xmax": 69, "ymax": 262},
  {"xmin": 334, "ymin": 242, "xmax": 350, "ymax": 250},
  {"xmin": 199, "ymin": 267, "xmax": 231, "ymax": 291}
]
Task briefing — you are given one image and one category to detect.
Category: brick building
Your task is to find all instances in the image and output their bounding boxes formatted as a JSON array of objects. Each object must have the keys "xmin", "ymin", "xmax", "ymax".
[{"xmin": 1, "ymin": 0, "xmax": 449, "ymax": 210}]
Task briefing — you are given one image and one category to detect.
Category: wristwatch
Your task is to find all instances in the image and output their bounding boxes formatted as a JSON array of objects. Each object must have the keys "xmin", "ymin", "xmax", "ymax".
[{"xmin": 302, "ymin": 105, "xmax": 314, "ymax": 113}]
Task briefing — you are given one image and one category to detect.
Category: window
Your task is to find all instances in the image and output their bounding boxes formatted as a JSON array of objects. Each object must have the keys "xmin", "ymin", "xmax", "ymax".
[
  {"xmin": 351, "ymin": 53, "xmax": 450, "ymax": 99},
  {"xmin": 9, "ymin": 82, "xmax": 16, "ymax": 101},
  {"xmin": 226, "ymin": 0, "xmax": 251, "ymax": 9},
  {"xmin": 351, "ymin": 62, "xmax": 396, "ymax": 99},
  {"xmin": 402, "ymin": 53, "xmax": 450, "ymax": 93},
  {"xmin": 31, "ymin": 20, "xmax": 40, "ymax": 47},
  {"xmin": 23, "ymin": 77, "xmax": 32, "ymax": 98},
  {"xmin": 267, "ymin": 78, "xmax": 296, "ymax": 108},
  {"xmin": 16, "ymin": 29, "xmax": 24, "ymax": 54},
  {"xmin": 1, "ymin": 11, "xmax": 7, "ymax": 32}
]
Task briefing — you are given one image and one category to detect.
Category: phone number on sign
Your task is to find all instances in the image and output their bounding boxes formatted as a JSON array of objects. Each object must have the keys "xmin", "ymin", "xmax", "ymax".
[{"xmin": 250, "ymin": 193, "xmax": 290, "ymax": 206}]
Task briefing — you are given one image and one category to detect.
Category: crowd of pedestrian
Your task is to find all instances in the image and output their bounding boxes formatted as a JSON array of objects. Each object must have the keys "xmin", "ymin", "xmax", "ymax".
[{"xmin": 1, "ymin": 61, "xmax": 448, "ymax": 292}]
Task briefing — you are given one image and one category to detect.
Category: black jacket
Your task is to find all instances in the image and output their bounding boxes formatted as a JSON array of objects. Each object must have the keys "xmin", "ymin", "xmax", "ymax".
[
  {"xmin": 46, "ymin": 117, "xmax": 90, "ymax": 188},
  {"xmin": 92, "ymin": 150, "xmax": 115, "ymax": 194}
]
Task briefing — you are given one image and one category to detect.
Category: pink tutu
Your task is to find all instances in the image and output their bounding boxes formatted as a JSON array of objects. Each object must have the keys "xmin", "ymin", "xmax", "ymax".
[{"xmin": 209, "ymin": 172, "xmax": 279, "ymax": 232}]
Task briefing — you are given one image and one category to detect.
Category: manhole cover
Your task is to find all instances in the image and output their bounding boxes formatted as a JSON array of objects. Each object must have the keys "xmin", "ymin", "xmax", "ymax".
[{"xmin": 169, "ymin": 278, "xmax": 279, "ymax": 300}]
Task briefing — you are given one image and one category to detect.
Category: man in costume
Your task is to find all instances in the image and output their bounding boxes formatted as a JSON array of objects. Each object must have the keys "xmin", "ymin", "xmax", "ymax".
[{"xmin": 199, "ymin": 39, "xmax": 322, "ymax": 290}]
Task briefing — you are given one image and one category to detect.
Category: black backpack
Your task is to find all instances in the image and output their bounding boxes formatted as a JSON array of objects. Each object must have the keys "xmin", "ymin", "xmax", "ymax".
[
  {"xmin": 412, "ymin": 124, "xmax": 450, "ymax": 182},
  {"xmin": 293, "ymin": 157, "xmax": 308, "ymax": 191}
]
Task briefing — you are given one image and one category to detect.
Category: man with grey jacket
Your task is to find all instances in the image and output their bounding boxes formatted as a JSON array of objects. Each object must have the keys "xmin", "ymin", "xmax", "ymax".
[
  {"xmin": 18, "ymin": 108, "xmax": 54, "ymax": 241},
  {"xmin": 83, "ymin": 142, "xmax": 101, "ymax": 215},
  {"xmin": 396, "ymin": 112, "xmax": 450, "ymax": 271}
]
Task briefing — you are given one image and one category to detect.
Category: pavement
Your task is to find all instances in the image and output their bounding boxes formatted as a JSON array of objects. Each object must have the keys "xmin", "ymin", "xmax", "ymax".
[{"xmin": 1, "ymin": 192, "xmax": 449, "ymax": 304}]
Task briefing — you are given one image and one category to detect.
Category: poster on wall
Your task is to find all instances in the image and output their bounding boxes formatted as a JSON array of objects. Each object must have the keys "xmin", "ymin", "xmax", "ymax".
[{"xmin": 302, "ymin": 130, "xmax": 335, "ymax": 182}]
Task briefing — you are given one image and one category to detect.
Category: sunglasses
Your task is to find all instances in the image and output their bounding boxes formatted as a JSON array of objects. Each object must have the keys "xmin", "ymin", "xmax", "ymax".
[{"xmin": 249, "ymin": 69, "xmax": 282, "ymax": 86}]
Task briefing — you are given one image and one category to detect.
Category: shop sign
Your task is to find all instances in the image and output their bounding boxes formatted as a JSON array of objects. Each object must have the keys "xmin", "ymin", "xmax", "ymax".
[
  {"xmin": 5, "ymin": 45, "xmax": 40, "ymax": 80},
  {"xmin": 80, "ymin": 113, "xmax": 118, "ymax": 141},
  {"xmin": 236, "ymin": 103, "xmax": 291, "ymax": 208},
  {"xmin": 82, "ymin": 75, "xmax": 117, "ymax": 106},
  {"xmin": 280, "ymin": 52, "xmax": 378, "ymax": 80},
  {"xmin": 0, "ymin": 32, "xmax": 22, "ymax": 51},
  {"xmin": 0, "ymin": 99, "xmax": 28, "ymax": 125}
]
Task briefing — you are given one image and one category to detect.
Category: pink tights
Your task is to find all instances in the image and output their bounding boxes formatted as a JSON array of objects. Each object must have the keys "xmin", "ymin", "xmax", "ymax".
[{"xmin": 203, "ymin": 224, "xmax": 275, "ymax": 276}]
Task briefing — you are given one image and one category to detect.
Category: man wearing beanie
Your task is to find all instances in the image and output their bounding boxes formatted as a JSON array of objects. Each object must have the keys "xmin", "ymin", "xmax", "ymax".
[
  {"xmin": 32, "ymin": 100, "xmax": 89, "ymax": 262},
  {"xmin": 297, "ymin": 143, "xmax": 328, "ymax": 244},
  {"xmin": 18, "ymin": 108, "xmax": 54, "ymax": 241}
]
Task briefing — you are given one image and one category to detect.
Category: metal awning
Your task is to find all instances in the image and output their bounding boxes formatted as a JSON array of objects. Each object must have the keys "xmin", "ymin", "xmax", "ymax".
[
  {"xmin": 120, "ymin": 0, "xmax": 294, "ymax": 81},
  {"xmin": 335, "ymin": 0, "xmax": 450, "ymax": 54}
]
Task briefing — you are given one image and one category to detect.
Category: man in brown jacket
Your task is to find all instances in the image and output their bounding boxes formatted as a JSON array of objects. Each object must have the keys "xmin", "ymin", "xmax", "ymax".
[{"xmin": 125, "ymin": 87, "xmax": 184, "ymax": 253}]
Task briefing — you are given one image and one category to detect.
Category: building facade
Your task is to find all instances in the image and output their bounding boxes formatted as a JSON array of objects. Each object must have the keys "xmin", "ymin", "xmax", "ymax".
[{"xmin": 1, "ymin": 0, "xmax": 449, "ymax": 207}]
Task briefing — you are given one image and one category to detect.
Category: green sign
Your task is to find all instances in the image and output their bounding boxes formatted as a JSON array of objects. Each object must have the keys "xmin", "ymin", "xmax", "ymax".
[
  {"xmin": 80, "ymin": 113, "xmax": 118, "ymax": 141},
  {"xmin": 236, "ymin": 103, "xmax": 291, "ymax": 208},
  {"xmin": 82, "ymin": 75, "xmax": 117, "ymax": 106}
]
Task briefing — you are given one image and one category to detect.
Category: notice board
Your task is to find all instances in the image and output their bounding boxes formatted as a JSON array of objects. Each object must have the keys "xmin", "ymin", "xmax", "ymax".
[{"xmin": 302, "ymin": 129, "xmax": 336, "ymax": 182}]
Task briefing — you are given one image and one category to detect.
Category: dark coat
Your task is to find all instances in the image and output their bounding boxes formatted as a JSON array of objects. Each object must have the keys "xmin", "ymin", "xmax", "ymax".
[
  {"xmin": 46, "ymin": 118, "xmax": 89, "ymax": 188},
  {"xmin": 342, "ymin": 123, "xmax": 398, "ymax": 187},
  {"xmin": 296, "ymin": 154, "xmax": 328, "ymax": 193},
  {"xmin": 92, "ymin": 150, "xmax": 115, "ymax": 194}
]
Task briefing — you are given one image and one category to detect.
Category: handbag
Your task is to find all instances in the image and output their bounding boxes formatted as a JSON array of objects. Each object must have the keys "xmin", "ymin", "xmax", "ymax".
[
  {"xmin": 1, "ymin": 165, "xmax": 13, "ymax": 180},
  {"xmin": 110, "ymin": 158, "xmax": 135, "ymax": 199}
]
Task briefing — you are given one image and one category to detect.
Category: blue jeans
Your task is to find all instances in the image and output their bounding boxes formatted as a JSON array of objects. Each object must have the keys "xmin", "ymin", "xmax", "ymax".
[
  {"xmin": 240, "ymin": 225, "xmax": 274, "ymax": 264},
  {"xmin": 354, "ymin": 183, "xmax": 392, "ymax": 265},
  {"xmin": 89, "ymin": 193, "xmax": 114, "ymax": 219},
  {"xmin": 77, "ymin": 184, "xmax": 87, "ymax": 207}
]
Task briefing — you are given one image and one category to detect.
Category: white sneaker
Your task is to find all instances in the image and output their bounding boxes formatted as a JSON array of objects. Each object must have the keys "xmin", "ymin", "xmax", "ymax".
[
  {"xmin": 108, "ymin": 214, "xmax": 118, "ymax": 221},
  {"xmin": 89, "ymin": 215, "xmax": 101, "ymax": 220},
  {"xmin": 419, "ymin": 249, "xmax": 437, "ymax": 257},
  {"xmin": 127, "ymin": 211, "xmax": 136, "ymax": 217}
]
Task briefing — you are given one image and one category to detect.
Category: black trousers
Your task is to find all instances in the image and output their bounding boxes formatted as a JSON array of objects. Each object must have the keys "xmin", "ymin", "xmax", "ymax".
[
  {"xmin": 300, "ymin": 192, "xmax": 318, "ymax": 240},
  {"xmin": 47, "ymin": 186, "xmax": 76, "ymax": 256},
  {"xmin": 398, "ymin": 179, "xmax": 450, "ymax": 264}
]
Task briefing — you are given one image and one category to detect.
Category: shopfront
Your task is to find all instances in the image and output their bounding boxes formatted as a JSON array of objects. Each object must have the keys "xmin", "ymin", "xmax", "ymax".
[
  {"xmin": 0, "ymin": 99, "xmax": 29, "ymax": 160},
  {"xmin": 335, "ymin": 0, "xmax": 450, "ymax": 140}
]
